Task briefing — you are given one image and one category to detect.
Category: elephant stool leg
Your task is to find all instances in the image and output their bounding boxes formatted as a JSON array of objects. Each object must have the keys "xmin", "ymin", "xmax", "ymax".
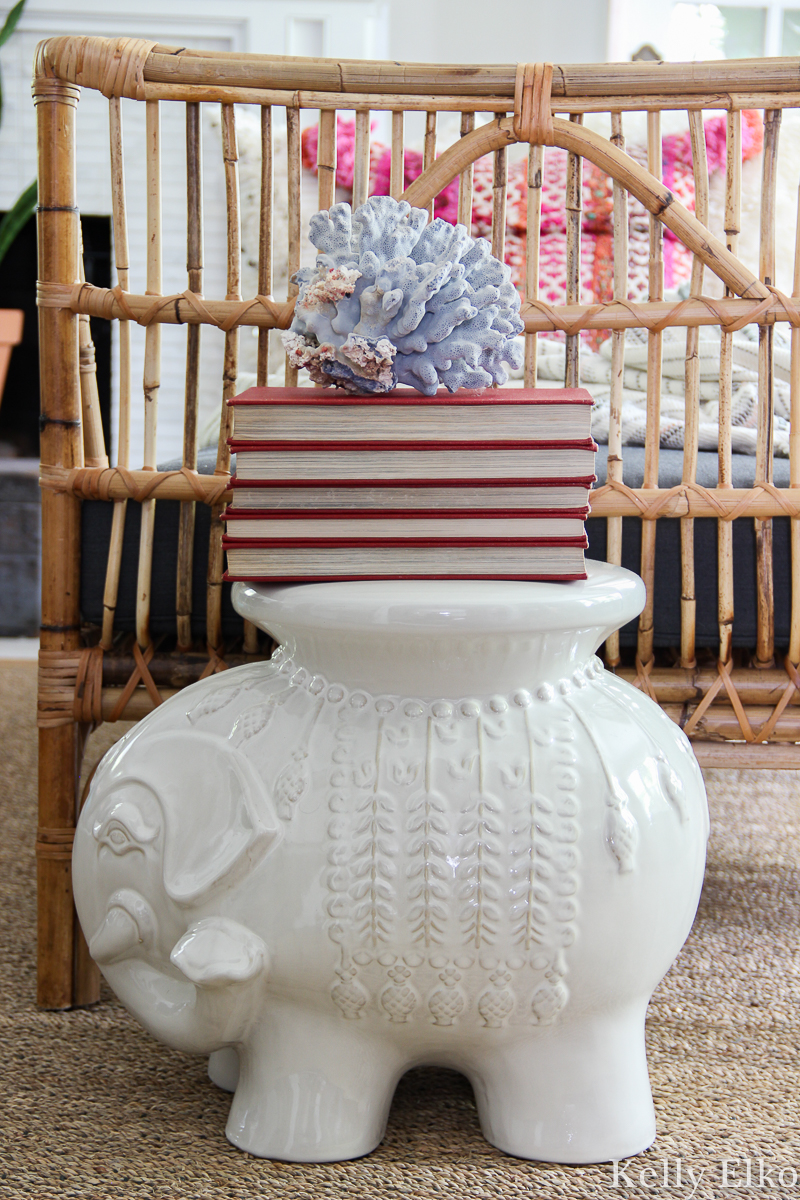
[
  {"xmin": 226, "ymin": 1007, "xmax": 406, "ymax": 1161},
  {"xmin": 468, "ymin": 1001, "xmax": 655, "ymax": 1164},
  {"xmin": 209, "ymin": 1047, "xmax": 240, "ymax": 1092}
]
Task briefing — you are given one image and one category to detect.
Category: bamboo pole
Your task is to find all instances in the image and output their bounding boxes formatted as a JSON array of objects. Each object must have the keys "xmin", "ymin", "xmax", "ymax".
[
  {"xmin": 138, "ymin": 81, "xmax": 800, "ymax": 115},
  {"xmin": 247, "ymin": 105, "xmax": 265, "ymax": 650},
  {"xmin": 391, "ymin": 110, "xmax": 404, "ymax": 199},
  {"xmin": 256, "ymin": 105, "xmax": 273, "ymax": 387},
  {"xmin": 74, "ymin": 656, "xmax": 792, "ymax": 701},
  {"xmin": 718, "ymin": 111, "xmax": 740, "ymax": 664},
  {"xmin": 317, "ymin": 107, "xmax": 337, "ymax": 210},
  {"xmin": 491, "ymin": 120, "xmax": 507, "ymax": 264},
  {"xmin": 682, "ymin": 704, "xmax": 800, "ymax": 742},
  {"xmin": 176, "ymin": 102, "xmax": 202, "ymax": 651},
  {"xmin": 87, "ymin": 700, "xmax": 800, "ymax": 753},
  {"xmin": 789, "ymin": 181, "xmax": 800, "ymax": 667},
  {"xmin": 692, "ymin": 742, "xmax": 800, "ymax": 769},
  {"xmin": 77, "ymin": 330, "xmax": 104, "ymax": 463},
  {"xmin": 614, "ymin": 664, "xmax": 800, "ymax": 704},
  {"xmin": 575, "ymin": 486, "xmax": 800, "ymax": 518},
  {"xmin": 457, "ymin": 111, "xmax": 475, "ymax": 229},
  {"xmin": 285, "ymin": 107, "xmax": 301, "ymax": 385},
  {"xmin": 42, "ymin": 466, "xmax": 800, "ymax": 517},
  {"xmin": 679, "ymin": 110, "xmax": 708, "ymax": 670},
  {"xmin": 97, "ymin": 650, "xmax": 268, "ymax": 687},
  {"xmin": 42, "ymin": 466, "xmax": 232, "ymax": 503},
  {"xmin": 77, "ymin": 231, "xmax": 107, "ymax": 469},
  {"xmin": 135, "ymin": 100, "xmax": 162, "ymax": 651},
  {"xmin": 38, "ymin": 37, "xmax": 800, "ymax": 102},
  {"xmin": 98, "ymin": 687, "xmax": 181, "ymax": 721},
  {"xmin": 637, "ymin": 111, "xmax": 663, "ymax": 669},
  {"xmin": 353, "ymin": 108, "xmax": 370, "ymax": 209},
  {"xmin": 54, "ymin": 281, "xmax": 800, "ymax": 334},
  {"xmin": 72, "ymin": 679, "xmax": 800, "ymax": 745},
  {"xmin": 131, "ymin": 44, "xmax": 800, "ymax": 97},
  {"xmin": 402, "ymin": 115, "xmax": 769, "ymax": 303},
  {"xmin": 604, "ymin": 112, "xmax": 627, "ymax": 667},
  {"xmin": 208, "ymin": 103, "xmax": 241, "ymax": 656},
  {"xmin": 423, "ymin": 110, "xmax": 437, "ymax": 223},
  {"xmin": 523, "ymin": 142, "xmax": 543, "ymax": 388},
  {"xmin": 34, "ymin": 75, "xmax": 83, "ymax": 1010},
  {"xmin": 100, "ymin": 96, "xmax": 131, "ymax": 652},
  {"xmin": 78, "ymin": 664, "xmax": 800, "ymax": 719},
  {"xmin": 315, "ymin": 108, "xmax": 337, "ymax": 404},
  {"xmin": 564, "ymin": 114, "xmax": 583, "ymax": 389},
  {"xmin": 755, "ymin": 108, "xmax": 781, "ymax": 667}
]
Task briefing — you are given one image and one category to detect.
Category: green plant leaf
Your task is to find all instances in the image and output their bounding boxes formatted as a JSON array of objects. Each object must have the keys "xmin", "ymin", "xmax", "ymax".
[
  {"xmin": 0, "ymin": 0, "xmax": 27, "ymax": 128},
  {"xmin": 0, "ymin": 0, "xmax": 27, "ymax": 50},
  {"xmin": 0, "ymin": 178, "xmax": 36, "ymax": 266},
  {"xmin": 0, "ymin": 0, "xmax": 26, "ymax": 51}
]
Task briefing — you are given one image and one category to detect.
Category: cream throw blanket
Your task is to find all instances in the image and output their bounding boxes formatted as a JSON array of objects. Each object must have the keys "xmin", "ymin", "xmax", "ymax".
[{"xmin": 529, "ymin": 324, "xmax": 793, "ymax": 457}]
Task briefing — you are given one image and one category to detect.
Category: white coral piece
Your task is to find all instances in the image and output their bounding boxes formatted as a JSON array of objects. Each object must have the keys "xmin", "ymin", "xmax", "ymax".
[{"xmin": 281, "ymin": 196, "xmax": 524, "ymax": 395}]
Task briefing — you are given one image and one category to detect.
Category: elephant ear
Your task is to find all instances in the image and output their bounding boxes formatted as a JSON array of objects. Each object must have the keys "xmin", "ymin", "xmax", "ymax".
[{"xmin": 123, "ymin": 731, "xmax": 279, "ymax": 905}]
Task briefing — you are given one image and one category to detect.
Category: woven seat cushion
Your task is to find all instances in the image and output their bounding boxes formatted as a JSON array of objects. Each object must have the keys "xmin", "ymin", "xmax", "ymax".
[{"xmin": 80, "ymin": 447, "xmax": 791, "ymax": 650}]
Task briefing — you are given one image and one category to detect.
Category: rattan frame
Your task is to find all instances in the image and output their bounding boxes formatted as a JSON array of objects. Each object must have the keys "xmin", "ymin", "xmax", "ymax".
[{"xmin": 33, "ymin": 37, "xmax": 800, "ymax": 1007}]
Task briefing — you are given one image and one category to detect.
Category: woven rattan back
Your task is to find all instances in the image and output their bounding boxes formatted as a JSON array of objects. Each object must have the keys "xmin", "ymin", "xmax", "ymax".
[{"xmin": 33, "ymin": 39, "xmax": 800, "ymax": 1006}]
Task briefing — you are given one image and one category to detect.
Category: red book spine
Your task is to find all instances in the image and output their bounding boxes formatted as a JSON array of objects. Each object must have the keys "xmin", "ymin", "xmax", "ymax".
[
  {"xmin": 227, "ymin": 386, "xmax": 594, "ymax": 406},
  {"xmin": 227, "ymin": 476, "xmax": 597, "ymax": 489},
  {"xmin": 222, "ymin": 507, "xmax": 591, "ymax": 520},
  {"xmin": 224, "ymin": 571, "xmax": 588, "ymax": 583},
  {"xmin": 222, "ymin": 535, "xmax": 589, "ymax": 549},
  {"xmin": 229, "ymin": 438, "xmax": 598, "ymax": 452}
]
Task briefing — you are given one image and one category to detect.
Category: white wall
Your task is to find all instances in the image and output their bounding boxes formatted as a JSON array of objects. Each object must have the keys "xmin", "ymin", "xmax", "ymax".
[
  {"xmin": 606, "ymin": 0, "xmax": 675, "ymax": 61},
  {"xmin": 388, "ymin": 0, "xmax": 609, "ymax": 66},
  {"xmin": 0, "ymin": 0, "xmax": 388, "ymax": 463},
  {"xmin": 1, "ymin": 0, "xmax": 613, "ymax": 463}
]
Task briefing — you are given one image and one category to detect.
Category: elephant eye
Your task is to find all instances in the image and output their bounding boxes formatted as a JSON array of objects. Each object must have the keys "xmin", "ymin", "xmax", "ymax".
[{"xmin": 100, "ymin": 821, "xmax": 137, "ymax": 854}]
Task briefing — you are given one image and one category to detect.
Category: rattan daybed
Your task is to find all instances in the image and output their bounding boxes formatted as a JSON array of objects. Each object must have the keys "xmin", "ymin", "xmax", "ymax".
[{"xmin": 33, "ymin": 38, "xmax": 800, "ymax": 1007}]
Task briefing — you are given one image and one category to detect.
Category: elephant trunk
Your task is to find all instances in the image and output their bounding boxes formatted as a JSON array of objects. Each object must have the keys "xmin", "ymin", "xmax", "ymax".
[{"xmin": 101, "ymin": 917, "xmax": 270, "ymax": 1056}]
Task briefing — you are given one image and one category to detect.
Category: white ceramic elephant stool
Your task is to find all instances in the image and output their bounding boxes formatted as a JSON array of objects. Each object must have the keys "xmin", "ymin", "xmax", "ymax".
[{"xmin": 73, "ymin": 565, "xmax": 709, "ymax": 1164}]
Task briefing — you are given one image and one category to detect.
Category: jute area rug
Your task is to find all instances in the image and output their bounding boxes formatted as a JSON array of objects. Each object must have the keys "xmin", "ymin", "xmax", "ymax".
[{"xmin": 1, "ymin": 661, "xmax": 798, "ymax": 1200}]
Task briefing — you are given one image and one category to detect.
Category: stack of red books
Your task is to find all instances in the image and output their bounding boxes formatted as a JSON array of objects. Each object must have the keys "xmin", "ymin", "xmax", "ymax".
[{"xmin": 223, "ymin": 387, "xmax": 596, "ymax": 582}]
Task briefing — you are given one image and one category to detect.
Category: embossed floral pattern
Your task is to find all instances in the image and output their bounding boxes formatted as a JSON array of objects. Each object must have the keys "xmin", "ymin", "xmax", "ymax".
[{"xmin": 225, "ymin": 646, "xmax": 699, "ymax": 1028}]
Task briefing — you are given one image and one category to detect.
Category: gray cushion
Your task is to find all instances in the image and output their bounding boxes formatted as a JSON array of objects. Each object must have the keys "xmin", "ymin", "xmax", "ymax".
[
  {"xmin": 81, "ymin": 445, "xmax": 791, "ymax": 650},
  {"xmin": 80, "ymin": 450, "xmax": 243, "ymax": 639},
  {"xmin": 586, "ymin": 446, "xmax": 791, "ymax": 648}
]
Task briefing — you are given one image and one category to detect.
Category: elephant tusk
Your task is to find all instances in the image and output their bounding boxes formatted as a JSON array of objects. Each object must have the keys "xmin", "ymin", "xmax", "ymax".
[
  {"xmin": 89, "ymin": 888, "xmax": 157, "ymax": 964},
  {"xmin": 89, "ymin": 905, "xmax": 142, "ymax": 964}
]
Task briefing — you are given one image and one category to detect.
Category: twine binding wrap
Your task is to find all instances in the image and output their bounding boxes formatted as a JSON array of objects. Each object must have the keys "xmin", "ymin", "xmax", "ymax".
[
  {"xmin": 37, "ymin": 645, "xmax": 165, "ymax": 730},
  {"xmin": 33, "ymin": 36, "xmax": 157, "ymax": 102},
  {"xmin": 36, "ymin": 279, "xmax": 800, "ymax": 338},
  {"xmin": 36, "ymin": 827, "xmax": 75, "ymax": 861},
  {"xmin": 36, "ymin": 281, "xmax": 296, "ymax": 333},
  {"xmin": 513, "ymin": 63, "xmax": 554, "ymax": 147},
  {"xmin": 38, "ymin": 464, "xmax": 231, "ymax": 506}
]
